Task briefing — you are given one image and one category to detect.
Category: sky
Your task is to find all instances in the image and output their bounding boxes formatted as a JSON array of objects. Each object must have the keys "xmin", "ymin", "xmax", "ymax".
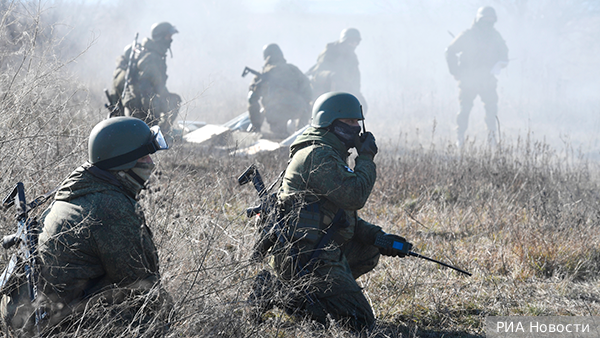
[{"xmin": 49, "ymin": 0, "xmax": 600, "ymax": 156}]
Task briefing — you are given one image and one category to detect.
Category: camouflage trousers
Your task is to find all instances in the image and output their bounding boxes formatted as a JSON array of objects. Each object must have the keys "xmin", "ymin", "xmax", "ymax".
[
  {"xmin": 258, "ymin": 238, "xmax": 380, "ymax": 332},
  {"xmin": 457, "ymin": 76, "xmax": 498, "ymax": 145},
  {"xmin": 1, "ymin": 282, "xmax": 172, "ymax": 337},
  {"xmin": 125, "ymin": 92, "xmax": 181, "ymax": 135}
]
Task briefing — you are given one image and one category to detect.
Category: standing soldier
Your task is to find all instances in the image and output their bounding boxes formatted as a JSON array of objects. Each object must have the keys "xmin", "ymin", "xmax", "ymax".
[
  {"xmin": 0, "ymin": 117, "xmax": 171, "ymax": 335},
  {"xmin": 307, "ymin": 28, "xmax": 367, "ymax": 113},
  {"xmin": 249, "ymin": 92, "xmax": 411, "ymax": 333},
  {"xmin": 446, "ymin": 6, "xmax": 509, "ymax": 147},
  {"xmin": 247, "ymin": 43, "xmax": 312, "ymax": 137},
  {"xmin": 121, "ymin": 22, "xmax": 182, "ymax": 136}
]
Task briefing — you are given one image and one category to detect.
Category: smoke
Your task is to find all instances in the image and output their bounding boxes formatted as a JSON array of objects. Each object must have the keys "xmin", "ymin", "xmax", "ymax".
[{"xmin": 45, "ymin": 0, "xmax": 600, "ymax": 154}]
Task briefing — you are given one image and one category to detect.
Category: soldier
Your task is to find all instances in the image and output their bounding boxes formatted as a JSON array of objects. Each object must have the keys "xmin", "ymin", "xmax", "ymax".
[
  {"xmin": 250, "ymin": 92, "xmax": 410, "ymax": 332},
  {"xmin": 247, "ymin": 43, "xmax": 312, "ymax": 137},
  {"xmin": 446, "ymin": 6, "xmax": 509, "ymax": 147},
  {"xmin": 1, "ymin": 117, "xmax": 171, "ymax": 335},
  {"xmin": 120, "ymin": 22, "xmax": 182, "ymax": 136},
  {"xmin": 307, "ymin": 28, "xmax": 367, "ymax": 113}
]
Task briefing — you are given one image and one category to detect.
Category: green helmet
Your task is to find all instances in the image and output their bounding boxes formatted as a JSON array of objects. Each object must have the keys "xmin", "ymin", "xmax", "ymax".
[
  {"xmin": 151, "ymin": 22, "xmax": 178, "ymax": 40},
  {"xmin": 311, "ymin": 92, "xmax": 363, "ymax": 128},
  {"xmin": 89, "ymin": 117, "xmax": 169, "ymax": 171},
  {"xmin": 476, "ymin": 6, "xmax": 497, "ymax": 23},
  {"xmin": 339, "ymin": 28, "xmax": 361, "ymax": 43},
  {"xmin": 263, "ymin": 43, "xmax": 284, "ymax": 60}
]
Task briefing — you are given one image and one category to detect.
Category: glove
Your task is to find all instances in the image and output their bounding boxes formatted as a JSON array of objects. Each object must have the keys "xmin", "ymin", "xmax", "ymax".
[
  {"xmin": 374, "ymin": 233, "xmax": 412, "ymax": 257},
  {"xmin": 356, "ymin": 132, "xmax": 378, "ymax": 160}
]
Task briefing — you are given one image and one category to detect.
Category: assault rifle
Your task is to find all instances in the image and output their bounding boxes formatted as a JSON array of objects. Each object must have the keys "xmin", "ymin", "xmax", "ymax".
[
  {"xmin": 104, "ymin": 88, "xmax": 120, "ymax": 117},
  {"xmin": 238, "ymin": 166, "xmax": 471, "ymax": 276},
  {"xmin": 0, "ymin": 183, "xmax": 52, "ymax": 331},
  {"xmin": 241, "ymin": 66, "xmax": 262, "ymax": 79},
  {"xmin": 238, "ymin": 165, "xmax": 286, "ymax": 217},
  {"xmin": 106, "ymin": 32, "xmax": 139, "ymax": 118},
  {"xmin": 238, "ymin": 165, "xmax": 284, "ymax": 261}
]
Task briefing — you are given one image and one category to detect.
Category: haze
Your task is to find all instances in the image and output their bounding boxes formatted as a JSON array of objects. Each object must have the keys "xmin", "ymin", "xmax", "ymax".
[{"xmin": 50, "ymin": 0, "xmax": 600, "ymax": 155}]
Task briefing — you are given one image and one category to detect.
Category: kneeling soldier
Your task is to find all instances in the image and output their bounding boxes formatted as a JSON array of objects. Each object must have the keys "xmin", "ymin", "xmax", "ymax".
[{"xmin": 252, "ymin": 92, "xmax": 410, "ymax": 333}]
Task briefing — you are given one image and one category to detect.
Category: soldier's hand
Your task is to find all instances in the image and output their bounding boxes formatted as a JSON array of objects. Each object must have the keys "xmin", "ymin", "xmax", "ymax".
[
  {"xmin": 356, "ymin": 132, "xmax": 378, "ymax": 160},
  {"xmin": 375, "ymin": 233, "xmax": 412, "ymax": 257}
]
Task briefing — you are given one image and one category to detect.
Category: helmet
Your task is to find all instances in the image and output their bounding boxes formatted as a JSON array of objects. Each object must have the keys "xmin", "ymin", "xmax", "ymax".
[
  {"xmin": 262, "ymin": 43, "xmax": 284, "ymax": 60},
  {"xmin": 476, "ymin": 6, "xmax": 497, "ymax": 23},
  {"xmin": 151, "ymin": 22, "xmax": 178, "ymax": 40},
  {"xmin": 311, "ymin": 92, "xmax": 363, "ymax": 128},
  {"xmin": 89, "ymin": 117, "xmax": 169, "ymax": 171},
  {"xmin": 339, "ymin": 28, "xmax": 361, "ymax": 43}
]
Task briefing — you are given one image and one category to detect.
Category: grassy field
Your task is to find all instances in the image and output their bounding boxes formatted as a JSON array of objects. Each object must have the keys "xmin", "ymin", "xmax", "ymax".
[
  {"xmin": 1, "ymin": 2, "xmax": 600, "ymax": 337},
  {"xmin": 128, "ymin": 136, "xmax": 598, "ymax": 338}
]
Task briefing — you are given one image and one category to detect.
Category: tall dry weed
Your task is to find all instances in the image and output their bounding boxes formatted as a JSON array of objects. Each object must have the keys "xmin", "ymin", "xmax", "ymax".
[{"xmin": 1, "ymin": 2, "xmax": 600, "ymax": 337}]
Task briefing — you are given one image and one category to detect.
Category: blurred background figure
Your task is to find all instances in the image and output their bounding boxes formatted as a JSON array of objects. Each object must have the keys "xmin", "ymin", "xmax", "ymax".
[
  {"xmin": 247, "ymin": 43, "xmax": 312, "ymax": 138},
  {"xmin": 446, "ymin": 6, "xmax": 509, "ymax": 147},
  {"xmin": 119, "ymin": 22, "xmax": 182, "ymax": 137},
  {"xmin": 307, "ymin": 28, "xmax": 367, "ymax": 113}
]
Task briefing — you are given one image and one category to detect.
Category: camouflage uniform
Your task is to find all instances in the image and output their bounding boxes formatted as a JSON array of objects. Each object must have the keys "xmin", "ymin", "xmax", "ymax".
[
  {"xmin": 270, "ymin": 127, "xmax": 383, "ymax": 332},
  {"xmin": 446, "ymin": 8, "xmax": 508, "ymax": 145},
  {"xmin": 123, "ymin": 37, "xmax": 181, "ymax": 133},
  {"xmin": 308, "ymin": 35, "xmax": 366, "ymax": 112},
  {"xmin": 1, "ymin": 164, "xmax": 168, "ymax": 335},
  {"xmin": 248, "ymin": 52, "xmax": 312, "ymax": 136}
]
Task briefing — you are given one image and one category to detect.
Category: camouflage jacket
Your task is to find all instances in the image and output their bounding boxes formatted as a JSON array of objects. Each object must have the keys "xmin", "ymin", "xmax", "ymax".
[
  {"xmin": 445, "ymin": 22, "xmax": 508, "ymax": 79},
  {"xmin": 248, "ymin": 55, "xmax": 312, "ymax": 124},
  {"xmin": 123, "ymin": 37, "xmax": 170, "ymax": 108},
  {"xmin": 308, "ymin": 41, "xmax": 361, "ymax": 96},
  {"xmin": 38, "ymin": 164, "xmax": 161, "ymax": 313},
  {"xmin": 272, "ymin": 127, "xmax": 383, "ymax": 282}
]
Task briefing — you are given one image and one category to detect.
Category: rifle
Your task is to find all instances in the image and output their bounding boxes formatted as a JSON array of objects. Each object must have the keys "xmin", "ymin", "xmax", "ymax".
[
  {"xmin": 107, "ymin": 33, "xmax": 139, "ymax": 119},
  {"xmin": 238, "ymin": 165, "xmax": 471, "ymax": 276},
  {"xmin": 373, "ymin": 235, "xmax": 472, "ymax": 276},
  {"xmin": 104, "ymin": 88, "xmax": 122, "ymax": 118},
  {"xmin": 0, "ymin": 183, "xmax": 51, "ymax": 331},
  {"xmin": 242, "ymin": 66, "xmax": 262, "ymax": 79},
  {"xmin": 238, "ymin": 165, "xmax": 284, "ymax": 261}
]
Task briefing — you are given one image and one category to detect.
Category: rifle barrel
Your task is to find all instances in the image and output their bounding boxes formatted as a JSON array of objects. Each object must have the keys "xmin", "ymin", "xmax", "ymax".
[{"xmin": 409, "ymin": 251, "xmax": 472, "ymax": 276}]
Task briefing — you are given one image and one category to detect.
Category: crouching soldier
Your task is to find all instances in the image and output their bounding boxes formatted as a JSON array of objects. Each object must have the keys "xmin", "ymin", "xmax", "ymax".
[
  {"xmin": 1, "ymin": 117, "xmax": 172, "ymax": 336},
  {"xmin": 250, "ymin": 92, "xmax": 410, "ymax": 333}
]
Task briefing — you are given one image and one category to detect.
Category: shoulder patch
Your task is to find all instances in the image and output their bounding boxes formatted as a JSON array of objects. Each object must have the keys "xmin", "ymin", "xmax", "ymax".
[{"xmin": 344, "ymin": 166, "xmax": 354, "ymax": 173}]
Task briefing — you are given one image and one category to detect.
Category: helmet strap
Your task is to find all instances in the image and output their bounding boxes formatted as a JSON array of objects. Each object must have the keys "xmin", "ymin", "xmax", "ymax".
[
  {"xmin": 126, "ymin": 169, "xmax": 147, "ymax": 186},
  {"xmin": 83, "ymin": 162, "xmax": 124, "ymax": 189},
  {"xmin": 113, "ymin": 170, "xmax": 145, "ymax": 198}
]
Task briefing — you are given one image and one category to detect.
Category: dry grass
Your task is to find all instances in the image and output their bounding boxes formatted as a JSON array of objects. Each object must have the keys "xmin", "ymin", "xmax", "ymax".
[
  {"xmin": 1, "ymin": 2, "xmax": 600, "ymax": 338},
  {"xmin": 127, "ymin": 134, "xmax": 600, "ymax": 338}
]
